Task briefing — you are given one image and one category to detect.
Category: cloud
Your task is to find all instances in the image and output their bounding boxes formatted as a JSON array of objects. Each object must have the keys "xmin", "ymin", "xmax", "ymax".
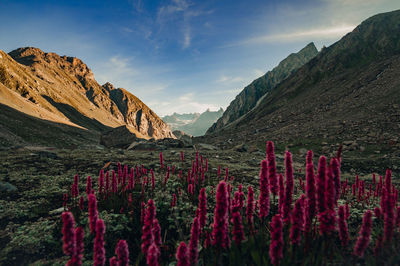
[
  {"xmin": 183, "ymin": 26, "xmax": 191, "ymax": 49},
  {"xmin": 228, "ymin": 25, "xmax": 356, "ymax": 47},
  {"xmin": 216, "ymin": 75, "xmax": 245, "ymax": 84},
  {"xmin": 156, "ymin": 0, "xmax": 213, "ymax": 49},
  {"xmin": 148, "ymin": 92, "xmax": 221, "ymax": 116}
]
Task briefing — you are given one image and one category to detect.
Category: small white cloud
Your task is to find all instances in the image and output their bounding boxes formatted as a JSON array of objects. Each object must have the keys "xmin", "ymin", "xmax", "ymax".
[
  {"xmin": 216, "ymin": 75, "xmax": 245, "ymax": 84},
  {"xmin": 183, "ymin": 27, "xmax": 191, "ymax": 49},
  {"xmin": 253, "ymin": 68, "xmax": 265, "ymax": 77}
]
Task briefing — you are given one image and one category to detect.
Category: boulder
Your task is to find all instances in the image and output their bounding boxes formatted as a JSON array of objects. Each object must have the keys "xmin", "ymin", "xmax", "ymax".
[{"xmin": 100, "ymin": 126, "xmax": 140, "ymax": 148}]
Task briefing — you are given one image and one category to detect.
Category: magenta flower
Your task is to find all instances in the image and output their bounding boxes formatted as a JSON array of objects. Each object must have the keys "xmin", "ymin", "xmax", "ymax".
[
  {"xmin": 374, "ymin": 207, "xmax": 382, "ymax": 219},
  {"xmin": 73, "ymin": 174, "xmax": 79, "ymax": 197},
  {"xmin": 111, "ymin": 170, "xmax": 117, "ymax": 193},
  {"xmin": 290, "ymin": 195, "xmax": 305, "ymax": 245},
  {"xmin": 278, "ymin": 174, "xmax": 285, "ymax": 214},
  {"xmin": 159, "ymin": 152, "xmax": 164, "ymax": 169},
  {"xmin": 266, "ymin": 141, "xmax": 278, "ymax": 196},
  {"xmin": 246, "ymin": 186, "xmax": 254, "ymax": 232},
  {"xmin": 325, "ymin": 166, "xmax": 335, "ymax": 211},
  {"xmin": 338, "ymin": 206, "xmax": 349, "ymax": 246},
  {"xmin": 330, "ymin": 158, "xmax": 341, "ymax": 204},
  {"xmin": 316, "ymin": 156, "xmax": 327, "ymax": 214},
  {"xmin": 147, "ymin": 243, "xmax": 160, "ymax": 266},
  {"xmin": 259, "ymin": 160, "xmax": 270, "ymax": 219},
  {"xmin": 231, "ymin": 210, "xmax": 245, "ymax": 246},
  {"xmin": 269, "ymin": 214, "xmax": 284, "ymax": 266},
  {"xmin": 117, "ymin": 162, "xmax": 122, "ymax": 183},
  {"xmin": 122, "ymin": 165, "xmax": 128, "ymax": 188},
  {"xmin": 189, "ymin": 217, "xmax": 200, "ymax": 265},
  {"xmin": 171, "ymin": 193, "xmax": 177, "ymax": 208},
  {"xmin": 198, "ymin": 188, "xmax": 207, "ymax": 229},
  {"xmin": 115, "ymin": 240, "xmax": 129, "ymax": 266},
  {"xmin": 305, "ymin": 150, "xmax": 316, "ymax": 232},
  {"xmin": 62, "ymin": 212, "xmax": 76, "ymax": 257},
  {"xmin": 283, "ymin": 151, "xmax": 294, "ymax": 223},
  {"xmin": 152, "ymin": 218, "xmax": 162, "ymax": 247},
  {"xmin": 93, "ymin": 219, "xmax": 106, "ymax": 266},
  {"xmin": 395, "ymin": 206, "xmax": 400, "ymax": 228},
  {"xmin": 176, "ymin": 241, "xmax": 189, "ymax": 266},
  {"xmin": 212, "ymin": 181, "xmax": 230, "ymax": 249},
  {"xmin": 75, "ymin": 226, "xmax": 84, "ymax": 266},
  {"xmin": 105, "ymin": 171, "xmax": 110, "ymax": 192},
  {"xmin": 88, "ymin": 194, "xmax": 98, "ymax": 234},
  {"xmin": 318, "ymin": 209, "xmax": 336, "ymax": 235},
  {"xmin": 86, "ymin": 176, "xmax": 92, "ymax": 195},
  {"xmin": 109, "ymin": 257, "xmax": 117, "ymax": 266},
  {"xmin": 79, "ymin": 196, "xmax": 84, "ymax": 211},
  {"xmin": 383, "ymin": 188, "xmax": 395, "ymax": 243},
  {"xmin": 384, "ymin": 169, "xmax": 392, "ymax": 192},
  {"xmin": 354, "ymin": 210, "xmax": 373, "ymax": 257},
  {"xmin": 99, "ymin": 169, "xmax": 104, "ymax": 194},
  {"xmin": 142, "ymin": 199, "xmax": 156, "ymax": 254}
]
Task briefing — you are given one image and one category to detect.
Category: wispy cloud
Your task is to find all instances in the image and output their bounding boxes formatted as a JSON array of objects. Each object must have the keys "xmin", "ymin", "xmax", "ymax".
[
  {"xmin": 227, "ymin": 25, "xmax": 356, "ymax": 47},
  {"xmin": 156, "ymin": 0, "xmax": 212, "ymax": 49},
  {"xmin": 216, "ymin": 75, "xmax": 245, "ymax": 84},
  {"xmin": 148, "ymin": 92, "xmax": 220, "ymax": 116}
]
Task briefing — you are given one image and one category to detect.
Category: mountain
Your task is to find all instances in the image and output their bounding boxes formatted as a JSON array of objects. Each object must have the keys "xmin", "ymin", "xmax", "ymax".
[
  {"xmin": 207, "ymin": 42, "xmax": 318, "ymax": 134},
  {"xmin": 0, "ymin": 47, "xmax": 173, "ymax": 147},
  {"xmin": 163, "ymin": 108, "xmax": 223, "ymax": 136},
  {"xmin": 200, "ymin": 10, "xmax": 400, "ymax": 152},
  {"xmin": 163, "ymin": 112, "xmax": 201, "ymax": 129}
]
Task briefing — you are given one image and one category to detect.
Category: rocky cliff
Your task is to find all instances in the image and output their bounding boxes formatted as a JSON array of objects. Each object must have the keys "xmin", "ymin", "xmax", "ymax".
[
  {"xmin": 207, "ymin": 42, "xmax": 318, "ymax": 134},
  {"xmin": 0, "ymin": 47, "xmax": 173, "ymax": 147},
  {"xmin": 200, "ymin": 10, "xmax": 400, "ymax": 154}
]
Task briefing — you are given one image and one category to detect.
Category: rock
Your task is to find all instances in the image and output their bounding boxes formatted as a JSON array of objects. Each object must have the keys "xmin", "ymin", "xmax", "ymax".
[
  {"xmin": 156, "ymin": 138, "xmax": 185, "ymax": 148},
  {"xmin": 129, "ymin": 142, "xmax": 162, "ymax": 150},
  {"xmin": 49, "ymin": 207, "xmax": 65, "ymax": 215},
  {"xmin": 0, "ymin": 181, "xmax": 18, "ymax": 193},
  {"xmin": 298, "ymin": 148, "xmax": 308, "ymax": 156},
  {"xmin": 196, "ymin": 143, "xmax": 218, "ymax": 151},
  {"xmin": 234, "ymin": 143, "xmax": 248, "ymax": 152},
  {"xmin": 37, "ymin": 151, "xmax": 58, "ymax": 159},
  {"xmin": 172, "ymin": 130, "xmax": 192, "ymax": 139},
  {"xmin": 180, "ymin": 135, "xmax": 193, "ymax": 147},
  {"xmin": 100, "ymin": 126, "xmax": 141, "ymax": 148}
]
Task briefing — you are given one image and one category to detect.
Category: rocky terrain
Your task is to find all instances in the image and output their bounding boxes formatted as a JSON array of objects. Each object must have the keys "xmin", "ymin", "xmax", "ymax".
[
  {"xmin": 200, "ymin": 10, "xmax": 400, "ymax": 168},
  {"xmin": 164, "ymin": 108, "xmax": 223, "ymax": 136},
  {"xmin": 0, "ymin": 47, "xmax": 173, "ymax": 147},
  {"xmin": 207, "ymin": 42, "xmax": 318, "ymax": 134}
]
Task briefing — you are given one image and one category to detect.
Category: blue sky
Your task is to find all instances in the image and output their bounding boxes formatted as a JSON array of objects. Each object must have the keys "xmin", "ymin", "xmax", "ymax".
[{"xmin": 1, "ymin": 0, "xmax": 399, "ymax": 115}]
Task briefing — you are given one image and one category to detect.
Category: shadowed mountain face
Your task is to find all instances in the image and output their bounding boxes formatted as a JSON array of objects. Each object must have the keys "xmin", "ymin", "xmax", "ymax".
[
  {"xmin": 201, "ymin": 10, "xmax": 400, "ymax": 150},
  {"xmin": 164, "ymin": 108, "xmax": 223, "ymax": 136},
  {"xmin": 0, "ymin": 47, "xmax": 173, "ymax": 147},
  {"xmin": 207, "ymin": 42, "xmax": 318, "ymax": 134}
]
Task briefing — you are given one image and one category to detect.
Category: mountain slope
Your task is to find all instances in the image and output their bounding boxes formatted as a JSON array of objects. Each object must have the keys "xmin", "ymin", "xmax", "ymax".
[
  {"xmin": 180, "ymin": 108, "xmax": 224, "ymax": 136},
  {"xmin": 164, "ymin": 109, "xmax": 223, "ymax": 136},
  {"xmin": 201, "ymin": 10, "xmax": 400, "ymax": 151},
  {"xmin": 207, "ymin": 42, "xmax": 318, "ymax": 134},
  {"xmin": 0, "ymin": 47, "xmax": 173, "ymax": 146}
]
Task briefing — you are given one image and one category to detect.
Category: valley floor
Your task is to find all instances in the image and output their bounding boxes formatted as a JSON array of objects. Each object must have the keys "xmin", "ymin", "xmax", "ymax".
[{"xmin": 0, "ymin": 145, "xmax": 398, "ymax": 265}]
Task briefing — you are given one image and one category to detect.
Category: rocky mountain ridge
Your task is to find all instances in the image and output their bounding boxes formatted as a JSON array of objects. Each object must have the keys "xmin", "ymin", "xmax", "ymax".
[
  {"xmin": 0, "ymin": 47, "xmax": 173, "ymax": 147},
  {"xmin": 207, "ymin": 42, "xmax": 318, "ymax": 134},
  {"xmin": 200, "ymin": 10, "xmax": 400, "ymax": 158}
]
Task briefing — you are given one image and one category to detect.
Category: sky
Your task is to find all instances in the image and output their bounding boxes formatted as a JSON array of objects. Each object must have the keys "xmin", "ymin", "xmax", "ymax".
[{"xmin": 0, "ymin": 0, "xmax": 399, "ymax": 116}]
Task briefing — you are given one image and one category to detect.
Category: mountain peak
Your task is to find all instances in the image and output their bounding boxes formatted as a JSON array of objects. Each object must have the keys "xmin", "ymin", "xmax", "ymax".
[{"xmin": 102, "ymin": 82, "xmax": 116, "ymax": 92}]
